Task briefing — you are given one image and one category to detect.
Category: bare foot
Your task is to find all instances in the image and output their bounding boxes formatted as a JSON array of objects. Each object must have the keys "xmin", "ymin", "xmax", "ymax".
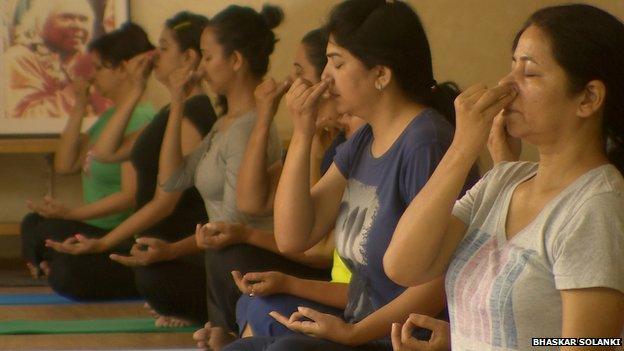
[
  {"xmin": 26, "ymin": 262, "xmax": 40, "ymax": 279},
  {"xmin": 193, "ymin": 322, "xmax": 211, "ymax": 349},
  {"xmin": 143, "ymin": 302, "xmax": 160, "ymax": 318},
  {"xmin": 155, "ymin": 315, "xmax": 193, "ymax": 328},
  {"xmin": 39, "ymin": 261, "xmax": 50, "ymax": 278},
  {"xmin": 208, "ymin": 326, "xmax": 237, "ymax": 351}
]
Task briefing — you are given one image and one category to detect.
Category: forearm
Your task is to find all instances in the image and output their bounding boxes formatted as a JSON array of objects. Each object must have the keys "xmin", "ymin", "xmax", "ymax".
[
  {"xmin": 245, "ymin": 227, "xmax": 331, "ymax": 269},
  {"xmin": 99, "ymin": 199, "xmax": 173, "ymax": 249},
  {"xmin": 65, "ymin": 191, "xmax": 135, "ymax": 221},
  {"xmin": 385, "ymin": 144, "xmax": 476, "ymax": 285},
  {"xmin": 168, "ymin": 235, "xmax": 202, "ymax": 259},
  {"xmin": 284, "ymin": 277, "xmax": 348, "ymax": 309},
  {"xmin": 350, "ymin": 276, "xmax": 446, "ymax": 346},
  {"xmin": 309, "ymin": 135, "xmax": 325, "ymax": 186},
  {"xmin": 55, "ymin": 112, "xmax": 85, "ymax": 174},
  {"xmin": 236, "ymin": 120, "xmax": 273, "ymax": 215},
  {"xmin": 274, "ymin": 132, "xmax": 316, "ymax": 253},
  {"xmin": 157, "ymin": 99, "xmax": 185, "ymax": 184},
  {"xmin": 92, "ymin": 90, "xmax": 142, "ymax": 162}
]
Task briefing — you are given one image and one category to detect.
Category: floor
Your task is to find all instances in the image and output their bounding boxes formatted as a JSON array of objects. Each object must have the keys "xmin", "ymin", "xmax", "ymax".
[{"xmin": 0, "ymin": 260, "xmax": 198, "ymax": 350}]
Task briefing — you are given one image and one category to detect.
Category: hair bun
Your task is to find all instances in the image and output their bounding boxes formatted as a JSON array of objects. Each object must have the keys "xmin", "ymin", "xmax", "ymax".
[{"xmin": 260, "ymin": 4, "xmax": 284, "ymax": 29}]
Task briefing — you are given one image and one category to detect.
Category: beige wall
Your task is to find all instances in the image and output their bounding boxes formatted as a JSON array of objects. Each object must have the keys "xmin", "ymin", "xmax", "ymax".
[{"xmin": 2, "ymin": 0, "xmax": 623, "ymax": 227}]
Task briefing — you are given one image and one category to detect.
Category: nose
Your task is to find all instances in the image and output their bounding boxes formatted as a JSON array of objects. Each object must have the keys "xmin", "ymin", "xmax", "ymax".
[
  {"xmin": 498, "ymin": 70, "xmax": 519, "ymax": 94},
  {"xmin": 321, "ymin": 64, "xmax": 331, "ymax": 81}
]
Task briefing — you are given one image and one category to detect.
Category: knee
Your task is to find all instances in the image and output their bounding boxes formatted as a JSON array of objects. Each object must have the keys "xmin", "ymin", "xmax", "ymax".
[
  {"xmin": 47, "ymin": 255, "xmax": 90, "ymax": 300},
  {"xmin": 133, "ymin": 265, "xmax": 159, "ymax": 296},
  {"xmin": 20, "ymin": 212, "xmax": 42, "ymax": 238}
]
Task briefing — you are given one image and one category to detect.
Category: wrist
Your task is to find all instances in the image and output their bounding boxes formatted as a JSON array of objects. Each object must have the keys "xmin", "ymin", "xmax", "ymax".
[
  {"xmin": 63, "ymin": 207, "xmax": 79, "ymax": 221},
  {"xmin": 240, "ymin": 225, "xmax": 253, "ymax": 244},
  {"xmin": 280, "ymin": 274, "xmax": 297, "ymax": 295},
  {"xmin": 163, "ymin": 241, "xmax": 179, "ymax": 261},
  {"xmin": 447, "ymin": 141, "xmax": 481, "ymax": 167},
  {"xmin": 343, "ymin": 322, "xmax": 365, "ymax": 346},
  {"xmin": 95, "ymin": 237, "xmax": 111, "ymax": 253}
]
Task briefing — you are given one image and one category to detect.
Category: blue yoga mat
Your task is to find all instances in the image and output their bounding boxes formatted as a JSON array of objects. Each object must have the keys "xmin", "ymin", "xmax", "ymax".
[{"xmin": 0, "ymin": 294, "xmax": 142, "ymax": 305}]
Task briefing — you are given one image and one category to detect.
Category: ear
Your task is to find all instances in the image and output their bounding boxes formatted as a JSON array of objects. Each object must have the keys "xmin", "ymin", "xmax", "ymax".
[
  {"xmin": 577, "ymin": 79, "xmax": 606, "ymax": 119},
  {"xmin": 230, "ymin": 50, "xmax": 244, "ymax": 72},
  {"xmin": 373, "ymin": 65, "xmax": 392, "ymax": 91},
  {"xmin": 183, "ymin": 48, "xmax": 199, "ymax": 67}
]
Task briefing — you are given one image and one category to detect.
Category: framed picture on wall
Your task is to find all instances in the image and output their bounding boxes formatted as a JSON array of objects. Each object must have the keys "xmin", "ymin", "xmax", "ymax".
[{"xmin": 0, "ymin": 0, "xmax": 129, "ymax": 135}]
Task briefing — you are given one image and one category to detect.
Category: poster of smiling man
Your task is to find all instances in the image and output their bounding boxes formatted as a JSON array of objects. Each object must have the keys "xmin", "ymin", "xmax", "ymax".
[{"xmin": 0, "ymin": 0, "xmax": 128, "ymax": 134}]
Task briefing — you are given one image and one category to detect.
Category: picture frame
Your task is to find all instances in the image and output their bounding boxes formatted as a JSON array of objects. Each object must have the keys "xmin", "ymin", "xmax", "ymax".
[{"xmin": 0, "ymin": 0, "xmax": 130, "ymax": 136}]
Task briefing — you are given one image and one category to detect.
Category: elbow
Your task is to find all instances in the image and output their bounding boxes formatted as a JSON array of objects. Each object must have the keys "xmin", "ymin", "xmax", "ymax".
[
  {"xmin": 383, "ymin": 251, "xmax": 423, "ymax": 287},
  {"xmin": 237, "ymin": 200, "xmax": 272, "ymax": 217},
  {"xmin": 275, "ymin": 237, "xmax": 307, "ymax": 255},
  {"xmin": 53, "ymin": 159, "xmax": 75, "ymax": 175}
]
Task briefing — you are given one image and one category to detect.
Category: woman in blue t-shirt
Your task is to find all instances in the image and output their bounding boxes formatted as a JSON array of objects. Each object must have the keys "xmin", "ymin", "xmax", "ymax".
[{"xmin": 225, "ymin": 1, "xmax": 478, "ymax": 350}]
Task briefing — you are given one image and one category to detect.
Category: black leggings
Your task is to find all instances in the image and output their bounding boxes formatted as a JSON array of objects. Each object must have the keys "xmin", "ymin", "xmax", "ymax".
[
  {"xmin": 20, "ymin": 212, "xmax": 139, "ymax": 300},
  {"xmin": 133, "ymin": 254, "xmax": 208, "ymax": 324},
  {"xmin": 205, "ymin": 244, "xmax": 331, "ymax": 333}
]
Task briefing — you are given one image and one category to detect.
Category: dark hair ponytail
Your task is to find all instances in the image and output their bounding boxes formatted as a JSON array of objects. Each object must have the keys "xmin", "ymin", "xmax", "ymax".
[
  {"xmin": 515, "ymin": 4, "xmax": 624, "ymax": 173},
  {"xmin": 301, "ymin": 28, "xmax": 329, "ymax": 80},
  {"xmin": 165, "ymin": 11, "xmax": 209, "ymax": 56},
  {"xmin": 88, "ymin": 22, "xmax": 154, "ymax": 67},
  {"xmin": 208, "ymin": 4, "xmax": 284, "ymax": 115},
  {"xmin": 325, "ymin": 0, "xmax": 458, "ymax": 125},
  {"xmin": 209, "ymin": 3, "xmax": 283, "ymax": 78}
]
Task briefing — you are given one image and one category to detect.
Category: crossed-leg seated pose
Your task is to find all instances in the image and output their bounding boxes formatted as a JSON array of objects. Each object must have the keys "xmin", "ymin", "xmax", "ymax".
[
  {"xmin": 47, "ymin": 12, "xmax": 217, "ymax": 326},
  {"xmin": 21, "ymin": 23, "xmax": 155, "ymax": 300}
]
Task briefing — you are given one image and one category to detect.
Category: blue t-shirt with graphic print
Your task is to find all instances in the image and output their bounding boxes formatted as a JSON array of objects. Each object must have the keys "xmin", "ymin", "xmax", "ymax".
[{"xmin": 333, "ymin": 108, "xmax": 479, "ymax": 328}]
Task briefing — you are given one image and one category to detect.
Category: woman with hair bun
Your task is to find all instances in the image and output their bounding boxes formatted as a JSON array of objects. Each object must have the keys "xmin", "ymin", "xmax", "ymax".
[{"xmin": 156, "ymin": 4, "xmax": 324, "ymax": 348}]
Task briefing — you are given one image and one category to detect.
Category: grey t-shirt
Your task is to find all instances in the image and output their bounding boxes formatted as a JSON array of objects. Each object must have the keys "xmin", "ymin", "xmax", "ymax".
[
  {"xmin": 164, "ymin": 111, "xmax": 282, "ymax": 231},
  {"xmin": 447, "ymin": 161, "xmax": 624, "ymax": 351}
]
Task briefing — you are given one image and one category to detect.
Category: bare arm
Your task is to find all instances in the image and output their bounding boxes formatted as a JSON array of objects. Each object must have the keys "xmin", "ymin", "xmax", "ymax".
[
  {"xmin": 91, "ymin": 89, "xmax": 144, "ymax": 163},
  {"xmin": 54, "ymin": 80, "xmax": 90, "ymax": 174},
  {"xmin": 98, "ymin": 185, "xmax": 184, "ymax": 250},
  {"xmin": 158, "ymin": 65, "xmax": 204, "ymax": 186},
  {"xmin": 285, "ymin": 278, "xmax": 348, "ymax": 310},
  {"xmin": 349, "ymin": 277, "xmax": 446, "ymax": 346},
  {"xmin": 236, "ymin": 78, "xmax": 289, "ymax": 216},
  {"xmin": 91, "ymin": 54, "xmax": 151, "ymax": 163},
  {"xmin": 560, "ymin": 288, "xmax": 624, "ymax": 351},
  {"xmin": 235, "ymin": 117, "xmax": 282, "ymax": 215},
  {"xmin": 275, "ymin": 79, "xmax": 346, "ymax": 254},
  {"xmin": 64, "ymin": 161, "xmax": 137, "ymax": 220},
  {"xmin": 384, "ymin": 84, "xmax": 516, "ymax": 286}
]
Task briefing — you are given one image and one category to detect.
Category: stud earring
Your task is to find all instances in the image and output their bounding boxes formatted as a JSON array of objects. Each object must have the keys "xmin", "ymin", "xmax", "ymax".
[{"xmin": 375, "ymin": 82, "xmax": 383, "ymax": 91}]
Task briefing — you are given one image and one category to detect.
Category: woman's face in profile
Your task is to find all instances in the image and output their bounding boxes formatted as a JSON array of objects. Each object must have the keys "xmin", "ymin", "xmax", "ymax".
[
  {"xmin": 291, "ymin": 43, "xmax": 320, "ymax": 84},
  {"xmin": 42, "ymin": 6, "xmax": 92, "ymax": 54},
  {"xmin": 499, "ymin": 25, "xmax": 582, "ymax": 144}
]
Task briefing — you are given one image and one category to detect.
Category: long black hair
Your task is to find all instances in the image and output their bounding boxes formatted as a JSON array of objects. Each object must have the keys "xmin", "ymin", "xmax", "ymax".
[{"xmin": 325, "ymin": 0, "xmax": 459, "ymax": 125}]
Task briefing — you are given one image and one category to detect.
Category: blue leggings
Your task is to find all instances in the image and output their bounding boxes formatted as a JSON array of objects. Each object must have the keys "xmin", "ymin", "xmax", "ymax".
[
  {"xmin": 235, "ymin": 294, "xmax": 343, "ymax": 337},
  {"xmin": 223, "ymin": 335, "xmax": 391, "ymax": 351}
]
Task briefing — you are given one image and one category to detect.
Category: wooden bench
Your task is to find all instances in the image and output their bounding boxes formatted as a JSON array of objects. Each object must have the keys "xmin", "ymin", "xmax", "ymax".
[{"xmin": 0, "ymin": 136, "xmax": 60, "ymax": 237}]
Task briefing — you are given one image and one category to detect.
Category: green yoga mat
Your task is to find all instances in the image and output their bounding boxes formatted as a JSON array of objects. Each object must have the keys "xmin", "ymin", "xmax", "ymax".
[{"xmin": 0, "ymin": 318, "xmax": 197, "ymax": 335}]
